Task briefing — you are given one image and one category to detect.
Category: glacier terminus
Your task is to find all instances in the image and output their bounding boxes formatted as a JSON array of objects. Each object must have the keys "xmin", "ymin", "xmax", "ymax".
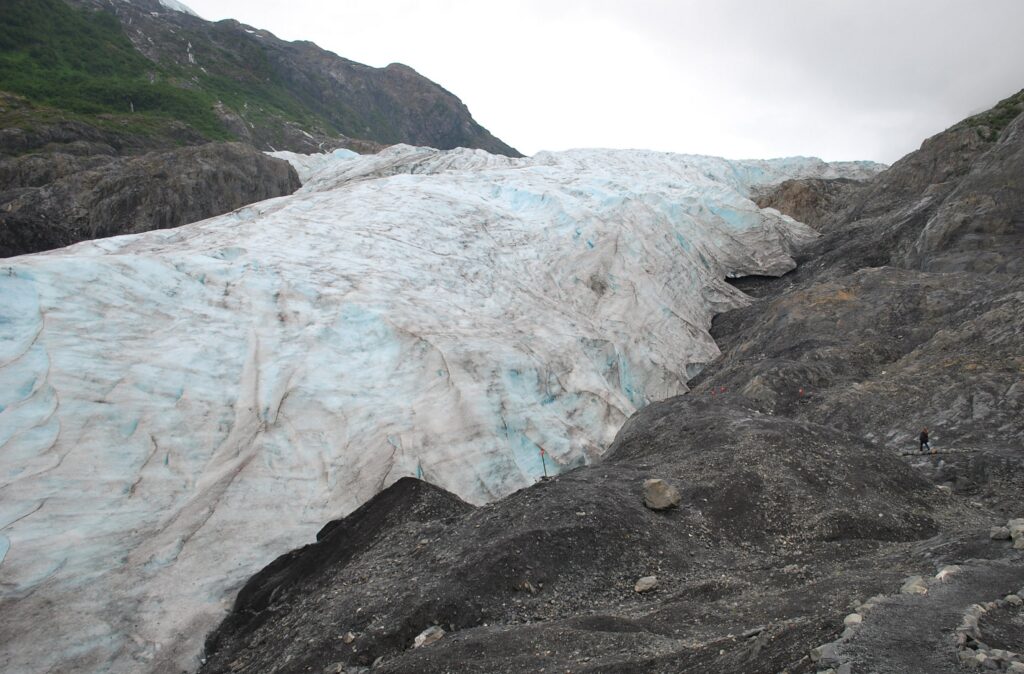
[{"xmin": 0, "ymin": 145, "xmax": 882, "ymax": 673}]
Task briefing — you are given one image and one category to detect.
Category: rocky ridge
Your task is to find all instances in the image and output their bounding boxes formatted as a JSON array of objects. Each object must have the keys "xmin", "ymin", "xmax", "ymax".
[
  {"xmin": 199, "ymin": 94, "xmax": 1024, "ymax": 673},
  {"xmin": 1, "ymin": 141, "xmax": 299, "ymax": 257}
]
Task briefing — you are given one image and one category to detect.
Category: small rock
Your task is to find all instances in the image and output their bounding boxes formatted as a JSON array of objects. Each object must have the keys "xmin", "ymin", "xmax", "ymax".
[
  {"xmin": 642, "ymin": 479, "xmax": 681, "ymax": 510},
  {"xmin": 843, "ymin": 613, "xmax": 862, "ymax": 627},
  {"xmin": 1014, "ymin": 537, "xmax": 1024, "ymax": 550},
  {"xmin": 1006, "ymin": 594, "xmax": 1023, "ymax": 606},
  {"xmin": 900, "ymin": 576, "xmax": 928, "ymax": 595},
  {"xmin": 936, "ymin": 565, "xmax": 961, "ymax": 581},
  {"xmin": 990, "ymin": 526, "xmax": 1011, "ymax": 540},
  {"xmin": 635, "ymin": 575, "xmax": 658, "ymax": 593},
  {"xmin": 413, "ymin": 625, "xmax": 445, "ymax": 648},
  {"xmin": 810, "ymin": 642, "xmax": 839, "ymax": 665},
  {"xmin": 1007, "ymin": 662, "xmax": 1024, "ymax": 673},
  {"xmin": 341, "ymin": 631, "xmax": 356, "ymax": 644},
  {"xmin": 959, "ymin": 650, "xmax": 980, "ymax": 668}
]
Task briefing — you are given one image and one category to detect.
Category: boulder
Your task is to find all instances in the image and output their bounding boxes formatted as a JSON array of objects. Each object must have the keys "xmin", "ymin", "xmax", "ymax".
[
  {"xmin": 634, "ymin": 576, "xmax": 658, "ymax": 593},
  {"xmin": 900, "ymin": 576, "xmax": 928, "ymax": 595},
  {"xmin": 810, "ymin": 642, "xmax": 840, "ymax": 665},
  {"xmin": 990, "ymin": 526, "xmax": 1011, "ymax": 540},
  {"xmin": 642, "ymin": 479, "xmax": 681, "ymax": 510},
  {"xmin": 413, "ymin": 626, "xmax": 445, "ymax": 649}
]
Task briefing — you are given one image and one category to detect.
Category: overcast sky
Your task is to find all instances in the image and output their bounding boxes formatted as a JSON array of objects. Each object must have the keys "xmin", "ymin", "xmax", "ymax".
[{"xmin": 182, "ymin": 0, "xmax": 1024, "ymax": 163}]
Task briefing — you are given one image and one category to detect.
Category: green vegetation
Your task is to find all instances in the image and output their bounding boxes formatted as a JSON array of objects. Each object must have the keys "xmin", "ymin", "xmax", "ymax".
[
  {"xmin": 0, "ymin": 0, "xmax": 230, "ymax": 138},
  {"xmin": 957, "ymin": 89, "xmax": 1024, "ymax": 141},
  {"xmin": 0, "ymin": 0, "xmax": 491, "ymax": 152}
]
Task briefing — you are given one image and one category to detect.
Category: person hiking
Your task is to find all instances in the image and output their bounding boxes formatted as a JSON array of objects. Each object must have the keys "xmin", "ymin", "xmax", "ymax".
[{"xmin": 919, "ymin": 427, "xmax": 931, "ymax": 453}]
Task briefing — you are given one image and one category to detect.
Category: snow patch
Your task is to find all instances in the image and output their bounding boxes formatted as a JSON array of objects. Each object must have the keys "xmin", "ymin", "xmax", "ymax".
[{"xmin": 157, "ymin": 0, "xmax": 199, "ymax": 16}]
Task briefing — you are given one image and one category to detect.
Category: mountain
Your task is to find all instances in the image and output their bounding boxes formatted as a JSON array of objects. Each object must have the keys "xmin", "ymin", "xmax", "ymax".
[
  {"xmin": 194, "ymin": 95, "xmax": 1024, "ymax": 674},
  {"xmin": 2, "ymin": 0, "xmax": 519, "ymax": 156},
  {"xmin": 0, "ymin": 145, "xmax": 880, "ymax": 673},
  {"xmin": 0, "ymin": 0, "xmax": 520, "ymax": 257}
]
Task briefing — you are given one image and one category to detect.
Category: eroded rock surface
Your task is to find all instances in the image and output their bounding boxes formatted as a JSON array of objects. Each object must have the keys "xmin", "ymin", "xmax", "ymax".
[{"xmin": 0, "ymin": 142, "xmax": 299, "ymax": 256}]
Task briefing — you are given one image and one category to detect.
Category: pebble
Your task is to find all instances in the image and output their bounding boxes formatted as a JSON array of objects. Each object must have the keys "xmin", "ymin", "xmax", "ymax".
[{"xmin": 843, "ymin": 613, "xmax": 862, "ymax": 627}]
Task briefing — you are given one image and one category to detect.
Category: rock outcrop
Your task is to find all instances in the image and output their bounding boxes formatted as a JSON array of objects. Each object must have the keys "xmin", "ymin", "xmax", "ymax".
[{"xmin": 0, "ymin": 142, "xmax": 300, "ymax": 256}]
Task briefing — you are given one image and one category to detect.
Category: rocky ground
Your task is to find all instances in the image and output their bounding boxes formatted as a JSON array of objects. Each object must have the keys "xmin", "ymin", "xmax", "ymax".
[{"xmin": 197, "ymin": 96, "xmax": 1024, "ymax": 673}]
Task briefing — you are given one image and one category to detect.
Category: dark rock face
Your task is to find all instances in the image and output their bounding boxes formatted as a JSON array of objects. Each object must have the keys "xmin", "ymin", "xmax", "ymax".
[
  {"xmin": 0, "ymin": 142, "xmax": 299, "ymax": 257},
  {"xmin": 758, "ymin": 90, "xmax": 1024, "ymax": 280},
  {"xmin": 753, "ymin": 177, "xmax": 866, "ymax": 231},
  {"xmin": 198, "ymin": 95, "xmax": 1024, "ymax": 674}
]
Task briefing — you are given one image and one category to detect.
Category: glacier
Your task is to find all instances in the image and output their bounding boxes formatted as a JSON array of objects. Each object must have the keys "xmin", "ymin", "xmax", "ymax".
[{"xmin": 0, "ymin": 145, "xmax": 883, "ymax": 673}]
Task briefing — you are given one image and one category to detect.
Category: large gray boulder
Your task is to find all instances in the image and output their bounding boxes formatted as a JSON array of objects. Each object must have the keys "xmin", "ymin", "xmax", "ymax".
[{"xmin": 642, "ymin": 478, "xmax": 681, "ymax": 510}]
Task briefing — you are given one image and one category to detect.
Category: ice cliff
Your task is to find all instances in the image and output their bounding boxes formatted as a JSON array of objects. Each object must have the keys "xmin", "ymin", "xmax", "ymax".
[{"xmin": 0, "ymin": 145, "xmax": 882, "ymax": 672}]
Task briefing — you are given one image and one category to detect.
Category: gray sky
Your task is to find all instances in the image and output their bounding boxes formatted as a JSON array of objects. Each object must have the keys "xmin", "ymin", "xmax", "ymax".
[{"xmin": 182, "ymin": 0, "xmax": 1024, "ymax": 163}]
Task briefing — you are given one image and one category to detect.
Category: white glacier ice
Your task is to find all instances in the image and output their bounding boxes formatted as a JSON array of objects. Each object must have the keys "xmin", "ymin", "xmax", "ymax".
[
  {"xmin": 267, "ymin": 148, "xmax": 359, "ymax": 182},
  {"xmin": 0, "ymin": 145, "xmax": 883, "ymax": 673}
]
